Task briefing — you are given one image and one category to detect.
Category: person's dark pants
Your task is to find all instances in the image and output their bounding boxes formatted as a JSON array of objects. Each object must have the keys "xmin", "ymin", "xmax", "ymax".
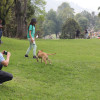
[
  {"xmin": 0, "ymin": 30, "xmax": 2, "ymax": 44},
  {"xmin": 0, "ymin": 64, "xmax": 13, "ymax": 83}
]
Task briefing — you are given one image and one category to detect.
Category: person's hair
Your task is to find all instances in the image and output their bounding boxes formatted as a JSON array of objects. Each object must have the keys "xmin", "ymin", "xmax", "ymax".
[{"xmin": 28, "ymin": 18, "xmax": 37, "ymax": 29}]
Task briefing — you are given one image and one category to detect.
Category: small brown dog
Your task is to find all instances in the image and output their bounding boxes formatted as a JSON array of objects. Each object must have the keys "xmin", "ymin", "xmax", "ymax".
[{"xmin": 37, "ymin": 50, "xmax": 56, "ymax": 64}]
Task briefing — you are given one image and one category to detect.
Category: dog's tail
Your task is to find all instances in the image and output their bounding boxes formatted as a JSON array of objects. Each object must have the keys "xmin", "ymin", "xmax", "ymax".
[{"xmin": 47, "ymin": 53, "xmax": 56, "ymax": 55}]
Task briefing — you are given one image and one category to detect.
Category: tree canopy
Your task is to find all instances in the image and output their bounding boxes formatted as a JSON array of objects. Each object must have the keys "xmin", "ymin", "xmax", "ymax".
[{"xmin": 60, "ymin": 18, "xmax": 80, "ymax": 39}]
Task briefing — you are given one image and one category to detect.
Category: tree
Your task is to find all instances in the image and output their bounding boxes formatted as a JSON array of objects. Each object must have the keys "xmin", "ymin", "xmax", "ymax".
[
  {"xmin": 0, "ymin": 0, "xmax": 46, "ymax": 38},
  {"xmin": 75, "ymin": 13, "xmax": 83, "ymax": 22},
  {"xmin": 0, "ymin": 0, "xmax": 14, "ymax": 25},
  {"xmin": 27, "ymin": 0, "xmax": 35, "ymax": 20},
  {"xmin": 14, "ymin": 0, "xmax": 28, "ymax": 38},
  {"xmin": 98, "ymin": 7, "xmax": 100, "ymax": 17},
  {"xmin": 94, "ymin": 15, "xmax": 100, "ymax": 31},
  {"xmin": 56, "ymin": 2, "xmax": 75, "ymax": 36},
  {"xmin": 31, "ymin": 0, "xmax": 46, "ymax": 16},
  {"xmin": 80, "ymin": 10, "xmax": 96, "ymax": 29},
  {"xmin": 75, "ymin": 11, "xmax": 96, "ymax": 31},
  {"xmin": 78, "ymin": 17, "xmax": 89, "ymax": 31},
  {"xmin": 43, "ymin": 9, "xmax": 59, "ymax": 37},
  {"xmin": 60, "ymin": 18, "xmax": 80, "ymax": 39},
  {"xmin": 36, "ymin": 15, "xmax": 45, "ymax": 38},
  {"xmin": 43, "ymin": 19, "xmax": 56, "ymax": 36},
  {"xmin": 57, "ymin": 2, "xmax": 74, "ymax": 23}
]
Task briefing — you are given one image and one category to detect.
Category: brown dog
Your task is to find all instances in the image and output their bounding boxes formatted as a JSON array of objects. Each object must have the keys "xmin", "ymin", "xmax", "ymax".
[{"xmin": 37, "ymin": 50, "xmax": 56, "ymax": 64}]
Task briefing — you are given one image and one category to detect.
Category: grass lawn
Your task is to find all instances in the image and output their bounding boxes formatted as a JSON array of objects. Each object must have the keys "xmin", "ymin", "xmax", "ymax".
[{"xmin": 0, "ymin": 37, "xmax": 100, "ymax": 100}]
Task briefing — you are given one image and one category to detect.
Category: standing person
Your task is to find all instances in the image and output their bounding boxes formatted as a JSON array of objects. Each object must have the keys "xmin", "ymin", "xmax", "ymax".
[
  {"xmin": 0, "ymin": 19, "xmax": 3, "ymax": 44},
  {"xmin": 76, "ymin": 29, "xmax": 80, "ymax": 39},
  {"xmin": 25, "ymin": 18, "xmax": 37, "ymax": 58},
  {"xmin": 0, "ymin": 50, "xmax": 13, "ymax": 85},
  {"xmin": 85, "ymin": 29, "xmax": 88, "ymax": 39}
]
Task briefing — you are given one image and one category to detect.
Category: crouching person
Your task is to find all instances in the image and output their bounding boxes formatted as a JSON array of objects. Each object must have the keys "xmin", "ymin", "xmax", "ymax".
[{"xmin": 0, "ymin": 50, "xmax": 13, "ymax": 85}]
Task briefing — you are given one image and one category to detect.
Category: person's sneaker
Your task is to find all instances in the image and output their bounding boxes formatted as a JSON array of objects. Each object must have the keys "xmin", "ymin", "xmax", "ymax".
[
  {"xmin": 33, "ymin": 56, "xmax": 37, "ymax": 59},
  {"xmin": 25, "ymin": 54, "xmax": 28, "ymax": 57},
  {"xmin": 0, "ymin": 83, "xmax": 2, "ymax": 85}
]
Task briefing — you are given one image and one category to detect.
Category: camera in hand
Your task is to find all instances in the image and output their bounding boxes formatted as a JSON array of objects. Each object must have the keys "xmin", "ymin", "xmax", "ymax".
[{"xmin": 4, "ymin": 51, "xmax": 7, "ymax": 55}]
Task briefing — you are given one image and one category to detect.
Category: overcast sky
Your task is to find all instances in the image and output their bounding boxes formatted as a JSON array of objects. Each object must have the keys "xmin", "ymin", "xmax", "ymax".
[
  {"xmin": 45, "ymin": 0, "xmax": 100, "ymax": 13},
  {"xmin": 62, "ymin": 0, "xmax": 99, "ymax": 11}
]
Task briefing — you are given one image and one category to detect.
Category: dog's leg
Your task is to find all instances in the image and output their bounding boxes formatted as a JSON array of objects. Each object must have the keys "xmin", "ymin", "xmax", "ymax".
[
  {"xmin": 45, "ymin": 60, "xmax": 47, "ymax": 65},
  {"xmin": 48, "ymin": 59, "xmax": 51, "ymax": 64},
  {"xmin": 37, "ymin": 57, "xmax": 39, "ymax": 62},
  {"xmin": 41, "ymin": 58, "xmax": 43, "ymax": 63},
  {"xmin": 43, "ymin": 57, "xmax": 47, "ymax": 64}
]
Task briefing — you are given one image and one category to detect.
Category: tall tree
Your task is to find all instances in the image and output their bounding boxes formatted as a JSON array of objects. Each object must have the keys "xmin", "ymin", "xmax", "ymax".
[
  {"xmin": 0, "ymin": 0, "xmax": 46, "ymax": 38},
  {"xmin": 78, "ymin": 17, "xmax": 89, "ymax": 31},
  {"xmin": 80, "ymin": 10, "xmax": 95, "ymax": 29},
  {"xmin": 14, "ymin": 0, "xmax": 27, "ymax": 38},
  {"xmin": 0, "ymin": 0, "xmax": 14, "ymax": 25},
  {"xmin": 31, "ymin": 0, "xmax": 46, "ymax": 16},
  {"xmin": 57, "ymin": 2, "xmax": 74, "ymax": 23},
  {"xmin": 27, "ymin": 0, "xmax": 35, "ymax": 20},
  {"xmin": 75, "ymin": 11, "xmax": 97, "ymax": 32},
  {"xmin": 43, "ymin": 19, "xmax": 56, "ymax": 36},
  {"xmin": 60, "ymin": 18, "xmax": 80, "ymax": 39},
  {"xmin": 43, "ymin": 9, "xmax": 57, "ymax": 36},
  {"xmin": 98, "ymin": 7, "xmax": 100, "ymax": 17}
]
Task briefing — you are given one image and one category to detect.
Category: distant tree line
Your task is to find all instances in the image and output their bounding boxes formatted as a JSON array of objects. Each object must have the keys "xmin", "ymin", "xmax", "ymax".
[
  {"xmin": 43, "ymin": 2, "xmax": 100, "ymax": 39},
  {"xmin": 0, "ymin": 1, "xmax": 100, "ymax": 39}
]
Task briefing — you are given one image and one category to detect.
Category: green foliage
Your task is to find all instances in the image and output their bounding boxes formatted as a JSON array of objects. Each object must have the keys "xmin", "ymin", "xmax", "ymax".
[
  {"xmin": 0, "ymin": 37, "xmax": 100, "ymax": 100},
  {"xmin": 98, "ymin": 7, "xmax": 100, "ymax": 17},
  {"xmin": 43, "ymin": 2, "xmax": 75, "ymax": 37},
  {"xmin": 57, "ymin": 2, "xmax": 74, "ymax": 23},
  {"xmin": 78, "ymin": 17, "xmax": 89, "ymax": 31},
  {"xmin": 81, "ymin": 11, "xmax": 96, "ymax": 27},
  {"xmin": 94, "ymin": 16, "xmax": 100, "ymax": 31},
  {"xmin": 0, "ymin": 0, "xmax": 46, "ymax": 38},
  {"xmin": 0, "ymin": 0, "xmax": 14, "ymax": 25},
  {"xmin": 61, "ymin": 18, "xmax": 80, "ymax": 39},
  {"xmin": 36, "ymin": 15, "xmax": 46, "ymax": 38},
  {"xmin": 27, "ymin": 0, "xmax": 35, "ymax": 20},
  {"xmin": 31, "ymin": 0, "xmax": 46, "ymax": 16},
  {"xmin": 75, "ymin": 10, "xmax": 98, "ymax": 31},
  {"xmin": 46, "ymin": 9, "xmax": 57, "ymax": 21},
  {"xmin": 43, "ymin": 9, "xmax": 59, "ymax": 37},
  {"xmin": 43, "ymin": 19, "xmax": 56, "ymax": 36},
  {"xmin": 75, "ymin": 13, "xmax": 83, "ymax": 21}
]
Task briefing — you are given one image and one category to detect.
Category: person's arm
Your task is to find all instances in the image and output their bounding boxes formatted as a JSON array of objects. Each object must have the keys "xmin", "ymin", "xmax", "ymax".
[
  {"xmin": 1, "ymin": 52, "xmax": 11, "ymax": 67},
  {"xmin": 29, "ymin": 25, "xmax": 34, "ymax": 43},
  {"xmin": 29, "ymin": 30, "xmax": 34, "ymax": 43}
]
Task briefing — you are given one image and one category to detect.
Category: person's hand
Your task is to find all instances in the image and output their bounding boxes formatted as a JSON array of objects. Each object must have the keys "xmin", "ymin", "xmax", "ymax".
[
  {"xmin": 7, "ymin": 52, "xmax": 11, "ymax": 57},
  {"xmin": 2, "ymin": 50, "xmax": 6, "ymax": 55},
  {"xmin": 1, "ymin": 52, "xmax": 11, "ymax": 67},
  {"xmin": 31, "ymin": 38, "xmax": 34, "ymax": 43}
]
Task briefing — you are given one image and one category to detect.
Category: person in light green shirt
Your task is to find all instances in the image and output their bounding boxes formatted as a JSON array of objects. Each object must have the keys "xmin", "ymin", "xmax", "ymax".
[{"xmin": 25, "ymin": 18, "xmax": 37, "ymax": 58}]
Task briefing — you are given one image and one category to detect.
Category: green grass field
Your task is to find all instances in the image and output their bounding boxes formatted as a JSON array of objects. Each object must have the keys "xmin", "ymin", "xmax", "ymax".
[{"xmin": 0, "ymin": 37, "xmax": 100, "ymax": 100}]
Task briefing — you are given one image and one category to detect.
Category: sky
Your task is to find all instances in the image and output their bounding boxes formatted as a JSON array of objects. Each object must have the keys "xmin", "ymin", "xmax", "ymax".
[
  {"xmin": 59, "ymin": 0, "xmax": 99, "ymax": 11},
  {"xmin": 45, "ymin": 0, "xmax": 100, "ymax": 13}
]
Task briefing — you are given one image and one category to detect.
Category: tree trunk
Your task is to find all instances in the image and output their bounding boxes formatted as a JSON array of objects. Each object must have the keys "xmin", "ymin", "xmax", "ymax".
[
  {"xmin": 22, "ymin": 0, "xmax": 27, "ymax": 38},
  {"xmin": 15, "ymin": 0, "xmax": 27, "ymax": 38}
]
